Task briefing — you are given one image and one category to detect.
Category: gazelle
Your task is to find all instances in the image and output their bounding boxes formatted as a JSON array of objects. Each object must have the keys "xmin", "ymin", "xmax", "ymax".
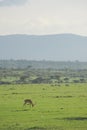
[{"xmin": 23, "ymin": 99, "xmax": 34, "ymax": 107}]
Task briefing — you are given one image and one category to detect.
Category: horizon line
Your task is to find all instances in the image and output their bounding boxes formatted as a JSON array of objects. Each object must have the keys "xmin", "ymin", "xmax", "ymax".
[
  {"xmin": 0, "ymin": 59, "xmax": 87, "ymax": 62},
  {"xmin": 0, "ymin": 33, "xmax": 87, "ymax": 37}
]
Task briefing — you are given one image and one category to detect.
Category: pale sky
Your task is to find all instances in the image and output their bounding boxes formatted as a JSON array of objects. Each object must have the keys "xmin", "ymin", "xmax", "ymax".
[{"xmin": 0, "ymin": 0, "xmax": 87, "ymax": 36}]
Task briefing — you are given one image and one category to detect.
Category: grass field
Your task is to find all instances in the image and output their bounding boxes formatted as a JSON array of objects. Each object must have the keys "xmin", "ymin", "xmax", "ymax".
[{"xmin": 0, "ymin": 83, "xmax": 87, "ymax": 130}]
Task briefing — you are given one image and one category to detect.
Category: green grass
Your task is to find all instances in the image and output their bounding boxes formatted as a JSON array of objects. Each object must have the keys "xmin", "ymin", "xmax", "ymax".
[{"xmin": 0, "ymin": 83, "xmax": 87, "ymax": 130}]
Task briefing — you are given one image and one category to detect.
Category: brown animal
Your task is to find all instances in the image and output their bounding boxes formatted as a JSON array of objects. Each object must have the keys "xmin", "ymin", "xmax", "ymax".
[{"xmin": 23, "ymin": 99, "xmax": 34, "ymax": 107}]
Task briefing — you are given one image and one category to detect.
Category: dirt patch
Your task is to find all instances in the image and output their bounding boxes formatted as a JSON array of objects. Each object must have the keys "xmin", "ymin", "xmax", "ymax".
[
  {"xmin": 55, "ymin": 117, "xmax": 87, "ymax": 121},
  {"xmin": 55, "ymin": 95, "xmax": 73, "ymax": 98},
  {"xmin": 25, "ymin": 127, "xmax": 46, "ymax": 130},
  {"xmin": 64, "ymin": 117, "xmax": 87, "ymax": 121}
]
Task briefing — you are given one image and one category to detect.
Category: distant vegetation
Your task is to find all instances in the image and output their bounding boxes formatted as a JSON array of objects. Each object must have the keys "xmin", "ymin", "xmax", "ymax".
[
  {"xmin": 0, "ymin": 60, "xmax": 87, "ymax": 85},
  {"xmin": 0, "ymin": 60, "xmax": 87, "ymax": 69}
]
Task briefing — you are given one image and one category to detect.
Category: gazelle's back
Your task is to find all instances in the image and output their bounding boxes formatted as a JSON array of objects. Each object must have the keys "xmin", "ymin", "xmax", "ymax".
[{"xmin": 23, "ymin": 99, "xmax": 34, "ymax": 107}]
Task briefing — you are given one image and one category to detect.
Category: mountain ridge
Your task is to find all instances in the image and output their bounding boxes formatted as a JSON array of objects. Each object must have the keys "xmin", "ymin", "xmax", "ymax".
[{"xmin": 0, "ymin": 33, "xmax": 87, "ymax": 61}]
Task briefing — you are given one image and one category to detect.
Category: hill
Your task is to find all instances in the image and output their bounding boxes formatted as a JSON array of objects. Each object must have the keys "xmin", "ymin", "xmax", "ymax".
[{"xmin": 0, "ymin": 33, "xmax": 87, "ymax": 61}]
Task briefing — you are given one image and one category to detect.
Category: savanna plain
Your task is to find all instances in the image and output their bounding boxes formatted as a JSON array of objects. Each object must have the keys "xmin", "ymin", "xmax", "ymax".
[{"xmin": 0, "ymin": 83, "xmax": 87, "ymax": 130}]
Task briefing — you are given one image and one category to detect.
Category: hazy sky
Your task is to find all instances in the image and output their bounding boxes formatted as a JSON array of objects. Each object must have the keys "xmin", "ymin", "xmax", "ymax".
[{"xmin": 0, "ymin": 0, "xmax": 87, "ymax": 36}]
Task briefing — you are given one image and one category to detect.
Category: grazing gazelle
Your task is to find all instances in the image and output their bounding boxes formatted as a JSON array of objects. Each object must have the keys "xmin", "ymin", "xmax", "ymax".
[{"xmin": 23, "ymin": 99, "xmax": 34, "ymax": 107}]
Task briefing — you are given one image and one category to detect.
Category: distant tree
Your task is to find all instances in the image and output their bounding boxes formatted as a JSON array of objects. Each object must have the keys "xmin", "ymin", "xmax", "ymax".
[
  {"xmin": 32, "ymin": 77, "xmax": 43, "ymax": 84},
  {"xmin": 73, "ymin": 80, "xmax": 79, "ymax": 83},
  {"xmin": 19, "ymin": 74, "xmax": 29, "ymax": 83},
  {"xmin": 80, "ymin": 78, "xmax": 85, "ymax": 83},
  {"xmin": 32, "ymin": 77, "xmax": 49, "ymax": 84},
  {"xmin": 64, "ymin": 77, "xmax": 69, "ymax": 83},
  {"xmin": 27, "ymin": 65, "xmax": 32, "ymax": 69}
]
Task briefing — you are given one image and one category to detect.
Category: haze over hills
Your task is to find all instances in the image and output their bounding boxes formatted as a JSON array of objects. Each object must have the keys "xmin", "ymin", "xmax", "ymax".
[{"xmin": 0, "ymin": 33, "xmax": 87, "ymax": 61}]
